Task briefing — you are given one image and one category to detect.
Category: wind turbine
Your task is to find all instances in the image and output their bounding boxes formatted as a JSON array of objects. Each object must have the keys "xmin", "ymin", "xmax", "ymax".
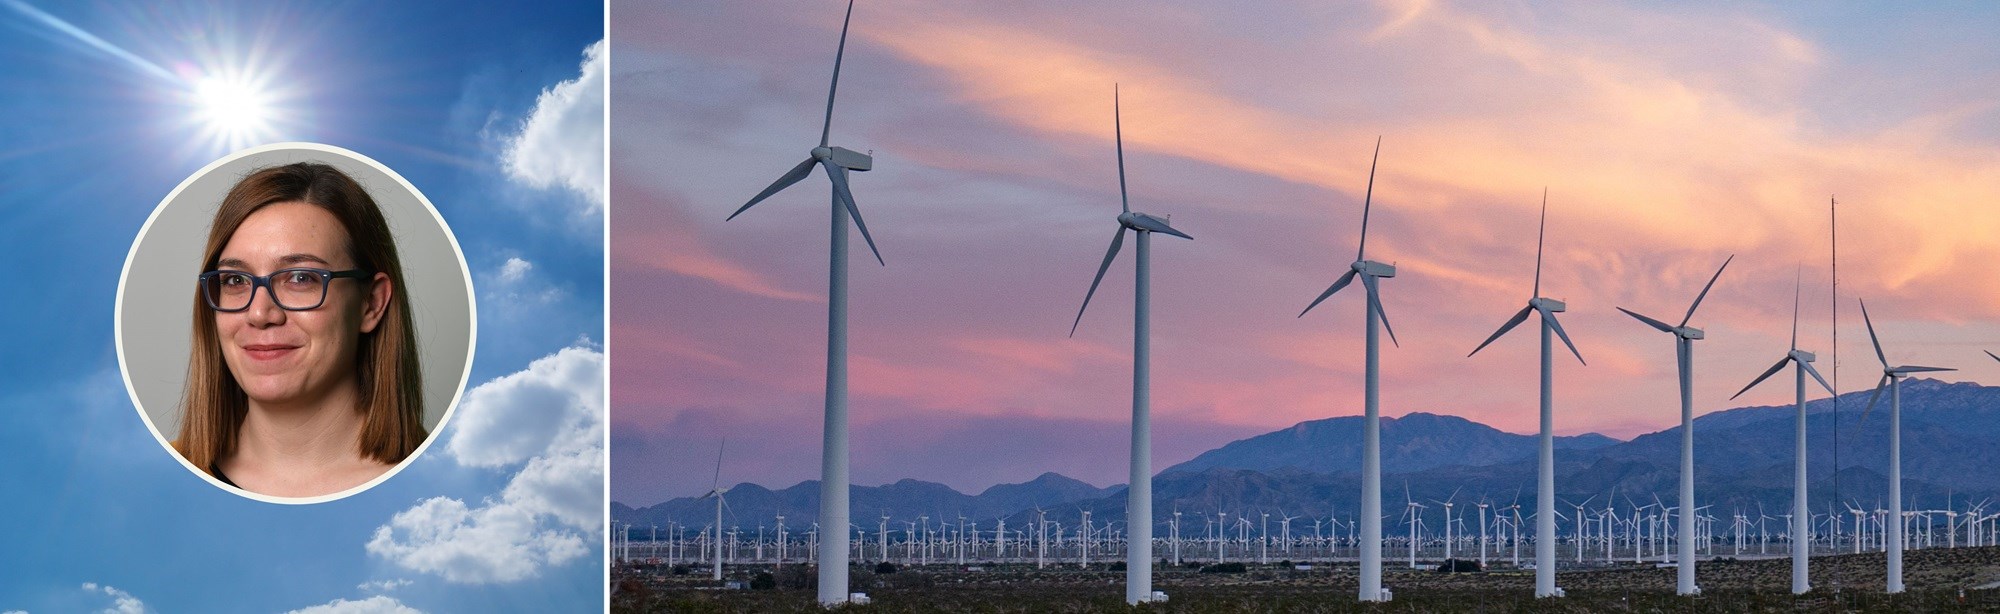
[
  {"xmin": 1298, "ymin": 137, "xmax": 1398, "ymax": 601},
  {"xmin": 1069, "ymin": 85, "xmax": 1193, "ymax": 606},
  {"xmin": 1617, "ymin": 254, "xmax": 1731, "ymax": 595},
  {"xmin": 724, "ymin": 1, "xmax": 879, "ymax": 605},
  {"xmin": 1467, "ymin": 190, "xmax": 1584, "ymax": 598},
  {"xmin": 1857, "ymin": 299, "xmax": 1954, "ymax": 594},
  {"xmin": 1404, "ymin": 484, "xmax": 1427, "ymax": 569},
  {"xmin": 700, "ymin": 441, "xmax": 729, "ymax": 582},
  {"xmin": 1729, "ymin": 275, "xmax": 1835, "ymax": 594}
]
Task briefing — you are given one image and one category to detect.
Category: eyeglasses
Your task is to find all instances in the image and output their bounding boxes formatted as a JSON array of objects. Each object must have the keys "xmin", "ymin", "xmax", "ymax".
[{"xmin": 198, "ymin": 268, "xmax": 370, "ymax": 312}]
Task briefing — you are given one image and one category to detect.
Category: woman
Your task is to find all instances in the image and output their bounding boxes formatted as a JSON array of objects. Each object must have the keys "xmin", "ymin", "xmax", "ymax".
[{"xmin": 175, "ymin": 162, "xmax": 426, "ymax": 498}]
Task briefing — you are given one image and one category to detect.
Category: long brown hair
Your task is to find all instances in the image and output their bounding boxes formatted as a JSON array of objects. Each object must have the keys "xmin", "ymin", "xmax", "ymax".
[{"xmin": 175, "ymin": 162, "xmax": 426, "ymax": 475}]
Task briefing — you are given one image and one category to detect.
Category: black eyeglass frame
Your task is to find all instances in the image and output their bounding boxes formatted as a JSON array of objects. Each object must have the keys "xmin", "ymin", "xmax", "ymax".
[{"xmin": 197, "ymin": 267, "xmax": 371, "ymax": 313}]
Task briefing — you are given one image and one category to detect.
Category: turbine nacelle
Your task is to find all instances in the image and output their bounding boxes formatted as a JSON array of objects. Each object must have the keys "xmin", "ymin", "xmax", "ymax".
[
  {"xmin": 1677, "ymin": 326, "xmax": 1705, "ymax": 341},
  {"xmin": 1117, "ymin": 211, "xmax": 1193, "ymax": 239},
  {"xmin": 1529, "ymin": 297, "xmax": 1566, "ymax": 313},
  {"xmin": 1791, "ymin": 349, "xmax": 1816, "ymax": 363},
  {"xmin": 1352, "ymin": 260, "xmax": 1396, "ymax": 278},
  {"xmin": 812, "ymin": 145, "xmax": 873, "ymax": 171}
]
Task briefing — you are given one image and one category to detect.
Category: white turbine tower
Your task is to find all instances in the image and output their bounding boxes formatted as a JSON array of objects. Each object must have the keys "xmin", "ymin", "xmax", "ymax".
[
  {"xmin": 724, "ymin": 1, "xmax": 879, "ymax": 605},
  {"xmin": 1729, "ymin": 277, "xmax": 1835, "ymax": 594},
  {"xmin": 1857, "ymin": 299, "xmax": 1953, "ymax": 594},
  {"xmin": 1298, "ymin": 137, "xmax": 1398, "ymax": 602},
  {"xmin": 1468, "ymin": 190, "xmax": 1585, "ymax": 598},
  {"xmin": 1069, "ymin": 85, "xmax": 1192, "ymax": 606},
  {"xmin": 1617, "ymin": 254, "xmax": 1732, "ymax": 595}
]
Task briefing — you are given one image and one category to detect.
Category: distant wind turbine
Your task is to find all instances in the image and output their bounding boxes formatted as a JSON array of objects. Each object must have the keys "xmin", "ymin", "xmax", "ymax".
[
  {"xmin": 1730, "ymin": 275, "xmax": 1835, "ymax": 594},
  {"xmin": 1069, "ymin": 85, "xmax": 1192, "ymax": 606},
  {"xmin": 723, "ymin": 1, "xmax": 879, "ymax": 605},
  {"xmin": 1857, "ymin": 299, "xmax": 1954, "ymax": 594},
  {"xmin": 1618, "ymin": 254, "xmax": 1731, "ymax": 595},
  {"xmin": 1297, "ymin": 137, "xmax": 1397, "ymax": 602},
  {"xmin": 1467, "ymin": 190, "xmax": 1584, "ymax": 599}
]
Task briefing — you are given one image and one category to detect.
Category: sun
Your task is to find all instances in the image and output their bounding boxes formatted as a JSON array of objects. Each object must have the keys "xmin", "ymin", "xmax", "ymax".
[{"xmin": 191, "ymin": 74, "xmax": 276, "ymax": 151}]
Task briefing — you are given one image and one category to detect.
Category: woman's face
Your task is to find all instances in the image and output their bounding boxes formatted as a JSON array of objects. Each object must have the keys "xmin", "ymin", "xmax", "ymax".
[{"xmin": 215, "ymin": 202, "xmax": 388, "ymax": 408}]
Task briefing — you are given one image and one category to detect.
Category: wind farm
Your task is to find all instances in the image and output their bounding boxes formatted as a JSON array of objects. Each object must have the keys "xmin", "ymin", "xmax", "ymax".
[{"xmin": 613, "ymin": 1, "xmax": 2000, "ymax": 611}]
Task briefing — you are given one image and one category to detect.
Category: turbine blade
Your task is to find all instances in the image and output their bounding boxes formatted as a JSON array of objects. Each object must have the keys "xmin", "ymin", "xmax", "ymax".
[
  {"xmin": 1533, "ymin": 188, "xmax": 1548, "ymax": 297},
  {"xmin": 1730, "ymin": 356, "xmax": 1792, "ymax": 400},
  {"xmin": 1540, "ymin": 306, "xmax": 1587, "ymax": 365},
  {"xmin": 712, "ymin": 440, "xmax": 726, "ymax": 491},
  {"xmin": 1469, "ymin": 305, "xmax": 1533, "ymax": 357},
  {"xmin": 1680, "ymin": 254, "xmax": 1733, "ymax": 327},
  {"xmin": 1800, "ymin": 270, "xmax": 1816, "ymax": 352},
  {"xmin": 1894, "ymin": 366, "xmax": 1956, "ymax": 374},
  {"xmin": 1114, "ymin": 84, "xmax": 1129, "ymax": 214},
  {"xmin": 824, "ymin": 163, "xmax": 883, "ymax": 266},
  {"xmin": 1616, "ymin": 307, "xmax": 1675, "ymax": 334},
  {"xmin": 1298, "ymin": 270, "xmax": 1357, "ymax": 318},
  {"xmin": 1860, "ymin": 299, "xmax": 1888, "ymax": 368},
  {"xmin": 728, "ymin": 157, "xmax": 816, "ymax": 220},
  {"xmin": 1858, "ymin": 375, "xmax": 1890, "ymax": 424},
  {"xmin": 1362, "ymin": 273, "xmax": 1399, "ymax": 347},
  {"xmin": 1357, "ymin": 136, "xmax": 1381, "ymax": 262},
  {"xmin": 1070, "ymin": 227, "xmax": 1126, "ymax": 336},
  {"xmin": 819, "ymin": 0, "xmax": 855, "ymax": 148},
  {"xmin": 1800, "ymin": 360, "xmax": 1836, "ymax": 397},
  {"xmin": 1988, "ymin": 350, "xmax": 2000, "ymax": 364}
]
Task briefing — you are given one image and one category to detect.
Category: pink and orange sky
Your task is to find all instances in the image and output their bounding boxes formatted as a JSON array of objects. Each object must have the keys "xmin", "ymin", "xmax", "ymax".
[{"xmin": 610, "ymin": 0, "xmax": 2000, "ymax": 506}]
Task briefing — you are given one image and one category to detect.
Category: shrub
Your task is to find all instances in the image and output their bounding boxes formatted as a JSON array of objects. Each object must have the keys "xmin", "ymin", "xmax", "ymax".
[
  {"xmin": 749, "ymin": 572, "xmax": 776, "ymax": 590},
  {"xmin": 876, "ymin": 561, "xmax": 899, "ymax": 574},
  {"xmin": 1200, "ymin": 562, "xmax": 1248, "ymax": 574},
  {"xmin": 1436, "ymin": 558, "xmax": 1482, "ymax": 573},
  {"xmin": 776, "ymin": 564, "xmax": 815, "ymax": 590}
]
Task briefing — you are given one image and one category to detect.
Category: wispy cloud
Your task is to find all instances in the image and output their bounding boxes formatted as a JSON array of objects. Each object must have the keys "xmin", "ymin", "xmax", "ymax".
[{"xmin": 355, "ymin": 578, "xmax": 412, "ymax": 593}]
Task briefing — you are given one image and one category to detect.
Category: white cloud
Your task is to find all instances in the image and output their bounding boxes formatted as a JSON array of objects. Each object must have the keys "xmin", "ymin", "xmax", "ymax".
[
  {"xmin": 504, "ymin": 39, "xmax": 606, "ymax": 213},
  {"xmin": 497, "ymin": 257, "xmax": 532, "ymax": 284},
  {"xmin": 355, "ymin": 578, "xmax": 412, "ymax": 593},
  {"xmin": 367, "ymin": 497, "xmax": 589, "ymax": 583},
  {"xmin": 446, "ymin": 346, "xmax": 602, "ymax": 468},
  {"xmin": 367, "ymin": 346, "xmax": 603, "ymax": 584},
  {"xmin": 283, "ymin": 595, "xmax": 423, "ymax": 614},
  {"xmin": 79, "ymin": 583, "xmax": 144, "ymax": 614}
]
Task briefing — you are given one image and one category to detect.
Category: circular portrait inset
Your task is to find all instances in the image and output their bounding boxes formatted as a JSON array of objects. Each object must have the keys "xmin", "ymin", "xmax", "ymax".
[{"xmin": 117, "ymin": 142, "xmax": 475, "ymax": 504}]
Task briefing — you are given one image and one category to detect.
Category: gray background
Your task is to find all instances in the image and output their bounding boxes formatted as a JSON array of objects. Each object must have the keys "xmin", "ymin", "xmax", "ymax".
[{"xmin": 120, "ymin": 145, "xmax": 472, "ymax": 439}]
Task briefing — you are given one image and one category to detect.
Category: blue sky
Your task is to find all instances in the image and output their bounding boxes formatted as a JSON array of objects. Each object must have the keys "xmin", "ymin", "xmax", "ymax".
[{"xmin": 0, "ymin": 1, "xmax": 602, "ymax": 612}]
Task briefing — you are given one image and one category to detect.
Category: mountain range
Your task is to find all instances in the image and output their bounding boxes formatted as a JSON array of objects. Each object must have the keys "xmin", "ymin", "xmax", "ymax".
[{"xmin": 615, "ymin": 378, "xmax": 2000, "ymax": 530}]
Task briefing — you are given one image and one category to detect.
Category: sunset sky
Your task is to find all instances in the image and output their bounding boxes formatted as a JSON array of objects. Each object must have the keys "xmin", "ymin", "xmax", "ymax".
[
  {"xmin": 0, "ymin": 2, "xmax": 602, "ymax": 611},
  {"xmin": 611, "ymin": 0, "xmax": 2000, "ymax": 506}
]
